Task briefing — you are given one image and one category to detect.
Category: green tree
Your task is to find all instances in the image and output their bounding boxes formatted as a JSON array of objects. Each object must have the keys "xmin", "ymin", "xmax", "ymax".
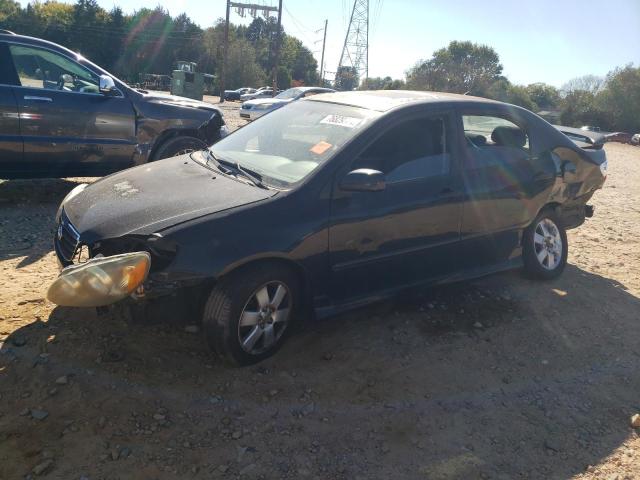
[
  {"xmin": 0, "ymin": 0, "xmax": 20, "ymax": 23},
  {"xmin": 335, "ymin": 65, "xmax": 358, "ymax": 91},
  {"xmin": 359, "ymin": 76, "xmax": 405, "ymax": 90},
  {"xmin": 559, "ymin": 90, "xmax": 610, "ymax": 128},
  {"xmin": 526, "ymin": 83, "xmax": 560, "ymax": 110},
  {"xmin": 596, "ymin": 65, "xmax": 640, "ymax": 132},
  {"xmin": 484, "ymin": 77, "xmax": 536, "ymax": 111},
  {"xmin": 406, "ymin": 40, "xmax": 503, "ymax": 95}
]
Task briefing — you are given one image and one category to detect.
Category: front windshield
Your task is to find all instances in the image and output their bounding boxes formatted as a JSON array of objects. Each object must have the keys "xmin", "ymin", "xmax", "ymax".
[
  {"xmin": 275, "ymin": 88, "xmax": 303, "ymax": 100},
  {"xmin": 210, "ymin": 100, "xmax": 379, "ymax": 188}
]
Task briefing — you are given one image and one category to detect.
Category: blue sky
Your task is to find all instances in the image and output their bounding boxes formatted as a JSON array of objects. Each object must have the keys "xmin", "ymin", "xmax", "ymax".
[{"xmin": 17, "ymin": 0, "xmax": 640, "ymax": 87}]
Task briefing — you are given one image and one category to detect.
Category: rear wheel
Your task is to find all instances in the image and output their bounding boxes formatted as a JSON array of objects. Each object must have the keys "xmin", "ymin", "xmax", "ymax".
[
  {"xmin": 202, "ymin": 264, "xmax": 300, "ymax": 366},
  {"xmin": 152, "ymin": 136, "xmax": 206, "ymax": 161},
  {"xmin": 523, "ymin": 210, "xmax": 567, "ymax": 280}
]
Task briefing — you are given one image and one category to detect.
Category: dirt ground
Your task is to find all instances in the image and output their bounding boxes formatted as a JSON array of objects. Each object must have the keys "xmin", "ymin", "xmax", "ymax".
[{"xmin": 1, "ymin": 107, "xmax": 639, "ymax": 479}]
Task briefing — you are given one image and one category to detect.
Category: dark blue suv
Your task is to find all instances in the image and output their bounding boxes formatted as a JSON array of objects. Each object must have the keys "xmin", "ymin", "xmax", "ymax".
[{"xmin": 0, "ymin": 31, "xmax": 227, "ymax": 178}]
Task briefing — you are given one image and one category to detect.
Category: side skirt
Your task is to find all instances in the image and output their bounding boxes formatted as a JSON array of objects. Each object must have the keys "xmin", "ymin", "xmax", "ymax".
[{"xmin": 313, "ymin": 256, "xmax": 524, "ymax": 320}]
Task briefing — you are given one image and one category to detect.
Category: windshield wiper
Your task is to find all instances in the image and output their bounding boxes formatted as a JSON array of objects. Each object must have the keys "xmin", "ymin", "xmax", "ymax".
[{"xmin": 206, "ymin": 149, "xmax": 268, "ymax": 189}]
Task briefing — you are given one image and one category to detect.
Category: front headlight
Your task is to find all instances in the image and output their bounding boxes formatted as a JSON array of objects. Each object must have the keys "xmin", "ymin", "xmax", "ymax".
[
  {"xmin": 47, "ymin": 252, "xmax": 150, "ymax": 307},
  {"xmin": 56, "ymin": 183, "xmax": 88, "ymax": 222}
]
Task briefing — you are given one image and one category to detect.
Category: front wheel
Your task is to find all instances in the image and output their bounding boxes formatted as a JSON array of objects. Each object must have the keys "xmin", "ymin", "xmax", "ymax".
[
  {"xmin": 522, "ymin": 210, "xmax": 568, "ymax": 280},
  {"xmin": 202, "ymin": 264, "xmax": 300, "ymax": 366}
]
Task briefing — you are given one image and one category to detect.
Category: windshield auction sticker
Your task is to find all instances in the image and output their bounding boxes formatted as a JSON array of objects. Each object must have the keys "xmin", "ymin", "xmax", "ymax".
[
  {"xmin": 320, "ymin": 115, "xmax": 363, "ymax": 128},
  {"xmin": 310, "ymin": 141, "xmax": 333, "ymax": 155}
]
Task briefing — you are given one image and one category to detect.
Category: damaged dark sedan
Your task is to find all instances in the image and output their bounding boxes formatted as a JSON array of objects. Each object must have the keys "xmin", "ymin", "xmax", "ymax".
[
  {"xmin": 48, "ymin": 91, "xmax": 607, "ymax": 365},
  {"xmin": 0, "ymin": 31, "xmax": 227, "ymax": 178}
]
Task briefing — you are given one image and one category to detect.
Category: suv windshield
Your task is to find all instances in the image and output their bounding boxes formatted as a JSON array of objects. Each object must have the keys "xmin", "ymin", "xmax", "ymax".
[{"xmin": 209, "ymin": 100, "xmax": 378, "ymax": 188}]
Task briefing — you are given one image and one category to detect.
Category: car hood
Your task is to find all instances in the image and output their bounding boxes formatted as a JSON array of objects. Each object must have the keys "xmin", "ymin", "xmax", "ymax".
[
  {"xmin": 140, "ymin": 91, "xmax": 221, "ymax": 113},
  {"xmin": 63, "ymin": 155, "xmax": 276, "ymax": 241}
]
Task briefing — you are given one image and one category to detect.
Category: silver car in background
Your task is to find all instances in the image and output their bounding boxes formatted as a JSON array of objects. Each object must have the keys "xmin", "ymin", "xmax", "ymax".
[
  {"xmin": 240, "ymin": 86, "xmax": 335, "ymax": 120},
  {"xmin": 240, "ymin": 86, "xmax": 274, "ymax": 102}
]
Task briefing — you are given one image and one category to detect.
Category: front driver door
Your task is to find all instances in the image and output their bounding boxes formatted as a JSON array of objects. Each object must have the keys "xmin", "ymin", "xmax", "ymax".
[
  {"xmin": 7, "ymin": 42, "xmax": 137, "ymax": 176},
  {"xmin": 329, "ymin": 111, "xmax": 464, "ymax": 303}
]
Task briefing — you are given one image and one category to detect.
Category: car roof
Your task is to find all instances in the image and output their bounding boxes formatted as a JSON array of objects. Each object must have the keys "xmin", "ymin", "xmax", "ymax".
[
  {"xmin": 0, "ymin": 32, "xmax": 79, "ymax": 58},
  {"xmin": 307, "ymin": 89, "xmax": 501, "ymax": 112}
]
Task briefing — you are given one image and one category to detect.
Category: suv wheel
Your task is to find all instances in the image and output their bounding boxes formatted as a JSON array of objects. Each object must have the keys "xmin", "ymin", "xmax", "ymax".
[
  {"xmin": 202, "ymin": 264, "xmax": 300, "ymax": 366},
  {"xmin": 153, "ymin": 136, "xmax": 207, "ymax": 160},
  {"xmin": 523, "ymin": 210, "xmax": 568, "ymax": 280}
]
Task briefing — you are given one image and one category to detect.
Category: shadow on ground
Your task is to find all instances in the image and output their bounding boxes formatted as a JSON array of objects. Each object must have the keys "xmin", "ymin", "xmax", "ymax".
[{"xmin": 1, "ymin": 264, "xmax": 639, "ymax": 479}]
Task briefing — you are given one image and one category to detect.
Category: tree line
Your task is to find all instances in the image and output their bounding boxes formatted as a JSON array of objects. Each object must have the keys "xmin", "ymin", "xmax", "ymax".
[
  {"xmin": 358, "ymin": 41, "xmax": 639, "ymax": 133},
  {"xmin": 2, "ymin": 2, "xmax": 638, "ymax": 132},
  {"xmin": 0, "ymin": 0, "xmax": 319, "ymax": 90}
]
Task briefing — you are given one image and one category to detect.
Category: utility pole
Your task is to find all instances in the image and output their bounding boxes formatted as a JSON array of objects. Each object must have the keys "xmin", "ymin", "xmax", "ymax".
[
  {"xmin": 219, "ymin": 0, "xmax": 231, "ymax": 103},
  {"xmin": 319, "ymin": 19, "xmax": 327, "ymax": 84},
  {"xmin": 219, "ymin": 1, "xmax": 280, "ymax": 103},
  {"xmin": 271, "ymin": 0, "xmax": 283, "ymax": 96}
]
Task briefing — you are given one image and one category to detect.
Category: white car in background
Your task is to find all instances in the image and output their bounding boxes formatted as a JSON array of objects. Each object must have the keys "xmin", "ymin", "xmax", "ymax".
[
  {"xmin": 240, "ymin": 86, "xmax": 335, "ymax": 121},
  {"xmin": 240, "ymin": 87, "xmax": 274, "ymax": 102}
]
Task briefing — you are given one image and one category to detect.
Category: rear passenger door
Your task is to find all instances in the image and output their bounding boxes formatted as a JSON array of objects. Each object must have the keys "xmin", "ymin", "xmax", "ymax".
[
  {"xmin": 458, "ymin": 111, "xmax": 555, "ymax": 269},
  {"xmin": 0, "ymin": 42, "xmax": 22, "ymax": 171}
]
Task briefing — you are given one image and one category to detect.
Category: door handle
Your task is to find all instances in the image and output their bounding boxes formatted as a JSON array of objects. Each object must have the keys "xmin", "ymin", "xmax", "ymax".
[{"xmin": 24, "ymin": 95, "xmax": 53, "ymax": 102}]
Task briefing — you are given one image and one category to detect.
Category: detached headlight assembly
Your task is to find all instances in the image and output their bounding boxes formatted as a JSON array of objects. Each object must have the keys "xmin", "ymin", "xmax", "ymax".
[{"xmin": 47, "ymin": 252, "xmax": 150, "ymax": 307}]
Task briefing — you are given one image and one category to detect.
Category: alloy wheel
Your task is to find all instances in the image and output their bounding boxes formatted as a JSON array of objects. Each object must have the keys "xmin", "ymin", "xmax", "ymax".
[
  {"xmin": 238, "ymin": 281, "xmax": 291, "ymax": 355},
  {"xmin": 533, "ymin": 218, "xmax": 563, "ymax": 270}
]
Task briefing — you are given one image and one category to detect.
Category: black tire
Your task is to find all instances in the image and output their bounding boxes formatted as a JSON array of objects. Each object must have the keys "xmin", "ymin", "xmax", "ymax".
[
  {"xmin": 202, "ymin": 263, "xmax": 301, "ymax": 366},
  {"xmin": 152, "ymin": 136, "xmax": 206, "ymax": 161},
  {"xmin": 522, "ymin": 209, "xmax": 568, "ymax": 280}
]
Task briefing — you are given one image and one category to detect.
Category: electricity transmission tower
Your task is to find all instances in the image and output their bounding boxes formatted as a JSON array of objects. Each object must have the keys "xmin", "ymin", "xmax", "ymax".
[{"xmin": 338, "ymin": 0, "xmax": 369, "ymax": 85}]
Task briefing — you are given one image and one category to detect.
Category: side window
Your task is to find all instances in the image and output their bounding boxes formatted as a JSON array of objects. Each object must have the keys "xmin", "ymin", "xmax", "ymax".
[
  {"xmin": 9, "ymin": 44, "xmax": 99, "ymax": 94},
  {"xmin": 462, "ymin": 115, "xmax": 530, "ymax": 169},
  {"xmin": 354, "ymin": 116, "xmax": 450, "ymax": 183}
]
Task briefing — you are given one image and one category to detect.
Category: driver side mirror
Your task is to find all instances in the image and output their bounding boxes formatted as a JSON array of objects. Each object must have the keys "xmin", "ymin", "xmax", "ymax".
[
  {"xmin": 99, "ymin": 74, "xmax": 116, "ymax": 94},
  {"xmin": 339, "ymin": 168, "xmax": 386, "ymax": 192}
]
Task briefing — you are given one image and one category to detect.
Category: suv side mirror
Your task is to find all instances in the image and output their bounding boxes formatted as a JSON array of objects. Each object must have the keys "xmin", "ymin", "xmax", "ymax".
[
  {"xmin": 340, "ymin": 168, "xmax": 386, "ymax": 192},
  {"xmin": 99, "ymin": 75, "xmax": 116, "ymax": 94}
]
